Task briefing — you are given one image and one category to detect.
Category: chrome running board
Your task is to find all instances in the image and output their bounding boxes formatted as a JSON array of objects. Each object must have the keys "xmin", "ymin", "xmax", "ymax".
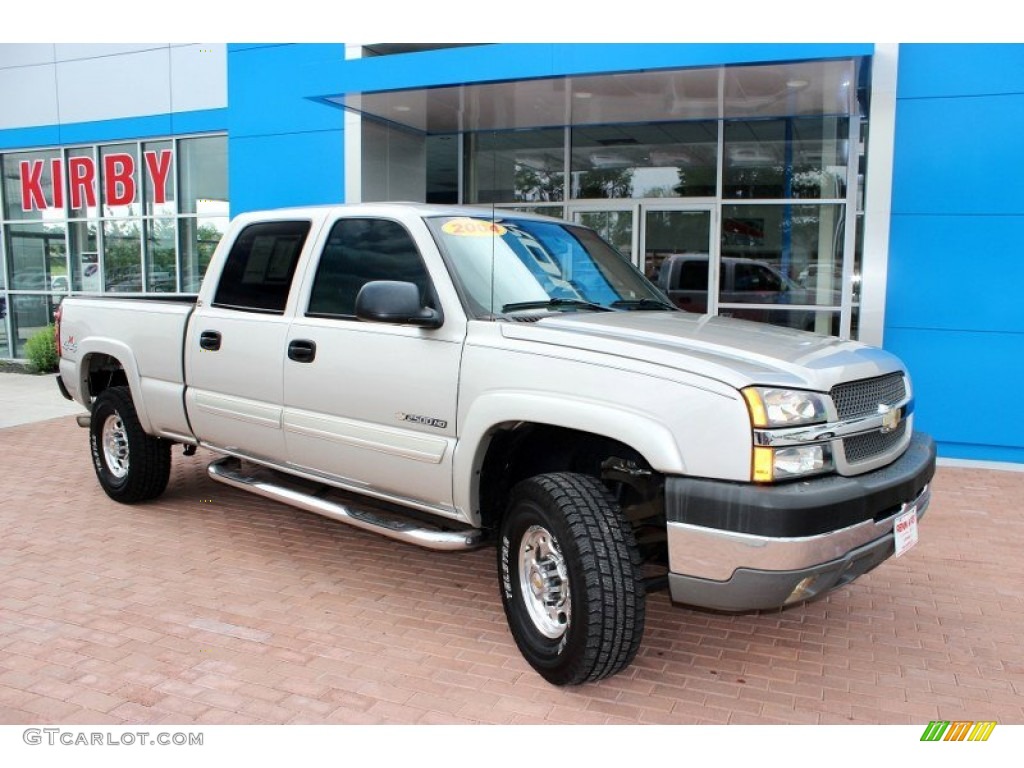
[{"xmin": 207, "ymin": 457, "xmax": 484, "ymax": 552}]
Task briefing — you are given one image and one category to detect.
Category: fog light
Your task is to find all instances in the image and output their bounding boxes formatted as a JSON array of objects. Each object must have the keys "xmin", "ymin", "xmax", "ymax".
[{"xmin": 786, "ymin": 576, "xmax": 819, "ymax": 604}]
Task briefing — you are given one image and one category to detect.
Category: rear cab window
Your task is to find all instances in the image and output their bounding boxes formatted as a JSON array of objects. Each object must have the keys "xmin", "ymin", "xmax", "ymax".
[{"xmin": 212, "ymin": 220, "xmax": 312, "ymax": 314}]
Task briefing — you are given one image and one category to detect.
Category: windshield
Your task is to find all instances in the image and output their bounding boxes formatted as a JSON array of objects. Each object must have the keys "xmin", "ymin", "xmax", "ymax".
[{"xmin": 426, "ymin": 215, "xmax": 673, "ymax": 317}]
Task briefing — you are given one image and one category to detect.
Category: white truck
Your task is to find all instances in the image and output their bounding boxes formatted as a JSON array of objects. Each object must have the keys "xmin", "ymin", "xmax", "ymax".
[{"xmin": 54, "ymin": 203, "xmax": 936, "ymax": 685}]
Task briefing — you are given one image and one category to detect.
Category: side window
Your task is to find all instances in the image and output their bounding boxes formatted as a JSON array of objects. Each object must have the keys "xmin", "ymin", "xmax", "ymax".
[
  {"xmin": 678, "ymin": 260, "xmax": 709, "ymax": 291},
  {"xmin": 735, "ymin": 263, "xmax": 783, "ymax": 292},
  {"xmin": 307, "ymin": 218, "xmax": 432, "ymax": 318},
  {"xmin": 212, "ymin": 220, "xmax": 311, "ymax": 313}
]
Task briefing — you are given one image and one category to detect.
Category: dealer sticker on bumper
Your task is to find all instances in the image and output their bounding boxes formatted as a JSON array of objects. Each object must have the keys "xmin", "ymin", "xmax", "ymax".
[{"xmin": 894, "ymin": 507, "xmax": 919, "ymax": 558}]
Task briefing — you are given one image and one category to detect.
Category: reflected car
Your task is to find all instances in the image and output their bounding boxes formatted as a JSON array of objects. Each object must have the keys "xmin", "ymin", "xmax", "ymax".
[{"xmin": 654, "ymin": 253, "xmax": 840, "ymax": 330}]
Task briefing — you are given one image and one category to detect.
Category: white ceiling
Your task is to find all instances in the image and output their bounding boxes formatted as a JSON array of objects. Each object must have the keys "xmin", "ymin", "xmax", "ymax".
[{"xmin": 332, "ymin": 58, "xmax": 859, "ymax": 134}]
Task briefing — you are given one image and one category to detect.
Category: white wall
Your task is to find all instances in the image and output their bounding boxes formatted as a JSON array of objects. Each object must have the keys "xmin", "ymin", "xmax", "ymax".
[{"xmin": 0, "ymin": 43, "xmax": 227, "ymax": 130}]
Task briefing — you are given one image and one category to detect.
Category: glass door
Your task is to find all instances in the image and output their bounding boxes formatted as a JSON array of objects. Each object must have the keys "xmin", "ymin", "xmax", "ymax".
[
  {"xmin": 640, "ymin": 205, "xmax": 714, "ymax": 311},
  {"xmin": 569, "ymin": 204, "xmax": 638, "ymax": 266}
]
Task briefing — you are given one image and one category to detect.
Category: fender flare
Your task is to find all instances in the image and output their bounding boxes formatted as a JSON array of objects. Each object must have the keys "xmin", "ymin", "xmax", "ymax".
[
  {"xmin": 453, "ymin": 390, "xmax": 685, "ymax": 522},
  {"xmin": 76, "ymin": 339, "xmax": 152, "ymax": 434}
]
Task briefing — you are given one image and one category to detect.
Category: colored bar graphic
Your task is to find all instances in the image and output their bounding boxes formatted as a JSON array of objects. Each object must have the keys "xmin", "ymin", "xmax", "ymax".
[
  {"xmin": 920, "ymin": 720, "xmax": 996, "ymax": 742},
  {"xmin": 968, "ymin": 722, "xmax": 997, "ymax": 742},
  {"xmin": 921, "ymin": 721, "xmax": 949, "ymax": 741}
]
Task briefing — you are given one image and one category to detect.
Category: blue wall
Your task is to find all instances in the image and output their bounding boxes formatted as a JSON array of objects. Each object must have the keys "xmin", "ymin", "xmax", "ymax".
[
  {"xmin": 226, "ymin": 44, "xmax": 347, "ymax": 214},
  {"xmin": 887, "ymin": 43, "xmax": 1024, "ymax": 463},
  {"xmin": 0, "ymin": 109, "xmax": 227, "ymax": 151}
]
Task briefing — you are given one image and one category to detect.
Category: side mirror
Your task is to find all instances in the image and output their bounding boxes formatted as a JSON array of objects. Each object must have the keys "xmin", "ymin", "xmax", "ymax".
[{"xmin": 354, "ymin": 280, "xmax": 442, "ymax": 328}]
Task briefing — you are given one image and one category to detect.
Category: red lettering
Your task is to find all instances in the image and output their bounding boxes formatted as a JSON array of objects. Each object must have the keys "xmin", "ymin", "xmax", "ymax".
[
  {"xmin": 143, "ymin": 150, "xmax": 172, "ymax": 205},
  {"xmin": 69, "ymin": 156, "xmax": 97, "ymax": 210},
  {"xmin": 19, "ymin": 160, "xmax": 47, "ymax": 211},
  {"xmin": 103, "ymin": 153, "xmax": 136, "ymax": 206},
  {"xmin": 50, "ymin": 158, "xmax": 64, "ymax": 208}
]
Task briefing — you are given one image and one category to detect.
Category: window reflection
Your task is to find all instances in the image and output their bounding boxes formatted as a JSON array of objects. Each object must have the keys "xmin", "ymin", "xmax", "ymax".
[
  {"xmin": 468, "ymin": 130, "xmax": 565, "ymax": 204},
  {"xmin": 571, "ymin": 122, "xmax": 718, "ymax": 199},
  {"xmin": 724, "ymin": 117, "xmax": 849, "ymax": 200}
]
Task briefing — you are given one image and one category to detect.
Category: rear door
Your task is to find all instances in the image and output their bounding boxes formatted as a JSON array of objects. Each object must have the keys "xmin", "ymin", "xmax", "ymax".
[
  {"xmin": 184, "ymin": 219, "xmax": 314, "ymax": 463},
  {"xmin": 281, "ymin": 215, "xmax": 465, "ymax": 514}
]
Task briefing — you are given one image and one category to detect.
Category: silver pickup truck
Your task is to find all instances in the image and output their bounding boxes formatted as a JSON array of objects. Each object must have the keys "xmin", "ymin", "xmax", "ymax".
[{"xmin": 55, "ymin": 203, "xmax": 936, "ymax": 685}]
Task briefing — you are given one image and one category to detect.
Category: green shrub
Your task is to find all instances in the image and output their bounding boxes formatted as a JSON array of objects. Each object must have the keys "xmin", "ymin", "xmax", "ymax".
[{"xmin": 24, "ymin": 324, "xmax": 58, "ymax": 373}]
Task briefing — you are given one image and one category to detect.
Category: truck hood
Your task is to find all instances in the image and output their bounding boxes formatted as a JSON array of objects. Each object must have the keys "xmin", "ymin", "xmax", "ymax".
[{"xmin": 498, "ymin": 311, "xmax": 905, "ymax": 391}]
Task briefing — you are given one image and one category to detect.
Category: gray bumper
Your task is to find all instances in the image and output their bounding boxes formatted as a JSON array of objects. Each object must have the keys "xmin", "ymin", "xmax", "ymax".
[{"xmin": 665, "ymin": 433, "xmax": 936, "ymax": 611}]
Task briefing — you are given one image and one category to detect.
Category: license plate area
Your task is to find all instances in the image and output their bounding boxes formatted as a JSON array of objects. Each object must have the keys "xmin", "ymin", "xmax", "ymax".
[{"xmin": 893, "ymin": 507, "xmax": 918, "ymax": 557}]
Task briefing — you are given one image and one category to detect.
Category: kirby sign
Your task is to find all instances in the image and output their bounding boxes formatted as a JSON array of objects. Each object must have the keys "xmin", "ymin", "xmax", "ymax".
[{"xmin": 18, "ymin": 150, "xmax": 172, "ymax": 211}]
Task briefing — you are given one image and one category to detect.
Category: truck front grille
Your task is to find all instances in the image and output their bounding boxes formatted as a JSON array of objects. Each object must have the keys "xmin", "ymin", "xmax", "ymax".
[
  {"xmin": 831, "ymin": 372, "xmax": 906, "ymax": 420},
  {"xmin": 843, "ymin": 421, "xmax": 907, "ymax": 464},
  {"xmin": 831, "ymin": 372, "xmax": 910, "ymax": 472}
]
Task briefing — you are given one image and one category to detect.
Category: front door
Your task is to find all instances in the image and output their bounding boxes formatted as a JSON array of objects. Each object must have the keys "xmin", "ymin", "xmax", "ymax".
[{"xmin": 281, "ymin": 216, "xmax": 464, "ymax": 517}]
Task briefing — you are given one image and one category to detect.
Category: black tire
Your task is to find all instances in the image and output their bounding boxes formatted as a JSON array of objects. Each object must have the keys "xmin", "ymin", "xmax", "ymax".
[
  {"xmin": 498, "ymin": 472, "xmax": 645, "ymax": 685},
  {"xmin": 89, "ymin": 385, "xmax": 171, "ymax": 503}
]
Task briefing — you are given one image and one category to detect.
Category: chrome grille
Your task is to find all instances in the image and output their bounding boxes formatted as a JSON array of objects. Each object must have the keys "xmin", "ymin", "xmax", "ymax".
[
  {"xmin": 831, "ymin": 372, "xmax": 906, "ymax": 420},
  {"xmin": 843, "ymin": 421, "xmax": 907, "ymax": 464}
]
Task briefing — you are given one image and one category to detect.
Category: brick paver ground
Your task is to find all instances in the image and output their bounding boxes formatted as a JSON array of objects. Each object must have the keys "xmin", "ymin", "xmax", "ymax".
[{"xmin": 1, "ymin": 416, "xmax": 1022, "ymax": 725}]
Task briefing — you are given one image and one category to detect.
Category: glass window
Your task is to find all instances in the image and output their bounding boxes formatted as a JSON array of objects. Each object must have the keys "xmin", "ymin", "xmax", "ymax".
[
  {"xmin": 103, "ymin": 220, "xmax": 142, "ymax": 292},
  {"xmin": 10, "ymin": 293, "xmax": 60, "ymax": 358},
  {"xmin": 66, "ymin": 147, "xmax": 99, "ymax": 219},
  {"xmin": 308, "ymin": 218, "xmax": 431, "ymax": 318},
  {"xmin": 99, "ymin": 143, "xmax": 141, "ymax": 217},
  {"xmin": 179, "ymin": 216, "xmax": 228, "ymax": 294},
  {"xmin": 468, "ymin": 129, "xmax": 565, "ymax": 204},
  {"xmin": 571, "ymin": 122, "xmax": 718, "ymax": 199},
  {"xmin": 145, "ymin": 218, "xmax": 177, "ymax": 292},
  {"xmin": 5, "ymin": 222, "xmax": 66, "ymax": 291},
  {"xmin": 68, "ymin": 220, "xmax": 101, "ymax": 292},
  {"xmin": 724, "ymin": 117, "xmax": 849, "ymax": 200},
  {"xmin": 678, "ymin": 260, "xmax": 708, "ymax": 291},
  {"xmin": 178, "ymin": 136, "xmax": 228, "ymax": 216},
  {"xmin": 143, "ymin": 140, "xmax": 175, "ymax": 217},
  {"xmin": 212, "ymin": 220, "xmax": 310, "ymax": 314},
  {"xmin": 573, "ymin": 210, "xmax": 634, "ymax": 263},
  {"xmin": 2, "ymin": 150, "xmax": 61, "ymax": 221},
  {"xmin": 643, "ymin": 209, "xmax": 712, "ymax": 283},
  {"xmin": 720, "ymin": 203, "xmax": 845, "ymax": 310},
  {"xmin": 0, "ymin": 300, "xmax": 9, "ymax": 358}
]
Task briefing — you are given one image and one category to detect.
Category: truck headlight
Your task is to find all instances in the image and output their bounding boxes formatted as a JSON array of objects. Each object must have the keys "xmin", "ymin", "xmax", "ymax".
[
  {"xmin": 742, "ymin": 387, "xmax": 827, "ymax": 428},
  {"xmin": 753, "ymin": 445, "xmax": 832, "ymax": 482}
]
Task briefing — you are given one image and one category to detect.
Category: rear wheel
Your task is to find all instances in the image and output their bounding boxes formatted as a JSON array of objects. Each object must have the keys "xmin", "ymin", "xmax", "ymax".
[
  {"xmin": 498, "ymin": 472, "xmax": 645, "ymax": 685},
  {"xmin": 89, "ymin": 386, "xmax": 171, "ymax": 503}
]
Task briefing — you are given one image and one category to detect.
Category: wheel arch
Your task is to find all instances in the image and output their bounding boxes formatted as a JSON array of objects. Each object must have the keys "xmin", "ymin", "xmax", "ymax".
[
  {"xmin": 76, "ymin": 340, "xmax": 151, "ymax": 433},
  {"xmin": 455, "ymin": 393, "xmax": 683, "ymax": 530}
]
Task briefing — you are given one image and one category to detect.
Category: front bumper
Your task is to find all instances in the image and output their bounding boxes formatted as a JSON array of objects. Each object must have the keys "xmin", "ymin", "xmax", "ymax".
[{"xmin": 665, "ymin": 432, "xmax": 936, "ymax": 611}]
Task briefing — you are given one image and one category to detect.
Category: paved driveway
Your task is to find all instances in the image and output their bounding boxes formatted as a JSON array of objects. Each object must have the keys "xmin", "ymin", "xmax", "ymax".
[{"xmin": 1, "ymin": 416, "xmax": 1022, "ymax": 725}]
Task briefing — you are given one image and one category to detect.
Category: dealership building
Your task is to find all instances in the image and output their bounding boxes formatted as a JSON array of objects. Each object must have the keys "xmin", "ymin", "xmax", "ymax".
[{"xmin": 0, "ymin": 42, "xmax": 1020, "ymax": 465}]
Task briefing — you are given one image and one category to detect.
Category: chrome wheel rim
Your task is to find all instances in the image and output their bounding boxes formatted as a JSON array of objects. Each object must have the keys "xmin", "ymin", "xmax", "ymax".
[
  {"xmin": 101, "ymin": 413, "xmax": 130, "ymax": 479},
  {"xmin": 518, "ymin": 524, "xmax": 570, "ymax": 639}
]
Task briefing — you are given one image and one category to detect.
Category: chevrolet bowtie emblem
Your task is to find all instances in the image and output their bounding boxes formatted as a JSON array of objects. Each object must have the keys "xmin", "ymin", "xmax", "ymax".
[{"xmin": 878, "ymin": 404, "xmax": 901, "ymax": 433}]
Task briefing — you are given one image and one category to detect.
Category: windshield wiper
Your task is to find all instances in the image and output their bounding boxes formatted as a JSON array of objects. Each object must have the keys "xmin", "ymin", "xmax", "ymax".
[
  {"xmin": 501, "ymin": 298, "xmax": 613, "ymax": 313},
  {"xmin": 609, "ymin": 298, "xmax": 676, "ymax": 311}
]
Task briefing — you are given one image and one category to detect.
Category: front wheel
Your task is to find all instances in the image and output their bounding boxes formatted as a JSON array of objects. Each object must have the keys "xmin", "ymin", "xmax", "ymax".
[
  {"xmin": 89, "ymin": 386, "xmax": 171, "ymax": 503},
  {"xmin": 498, "ymin": 472, "xmax": 645, "ymax": 685}
]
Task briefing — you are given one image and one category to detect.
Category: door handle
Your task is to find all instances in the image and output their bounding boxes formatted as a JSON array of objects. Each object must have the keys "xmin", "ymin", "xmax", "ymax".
[
  {"xmin": 288, "ymin": 339, "xmax": 317, "ymax": 363},
  {"xmin": 199, "ymin": 330, "xmax": 221, "ymax": 351}
]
